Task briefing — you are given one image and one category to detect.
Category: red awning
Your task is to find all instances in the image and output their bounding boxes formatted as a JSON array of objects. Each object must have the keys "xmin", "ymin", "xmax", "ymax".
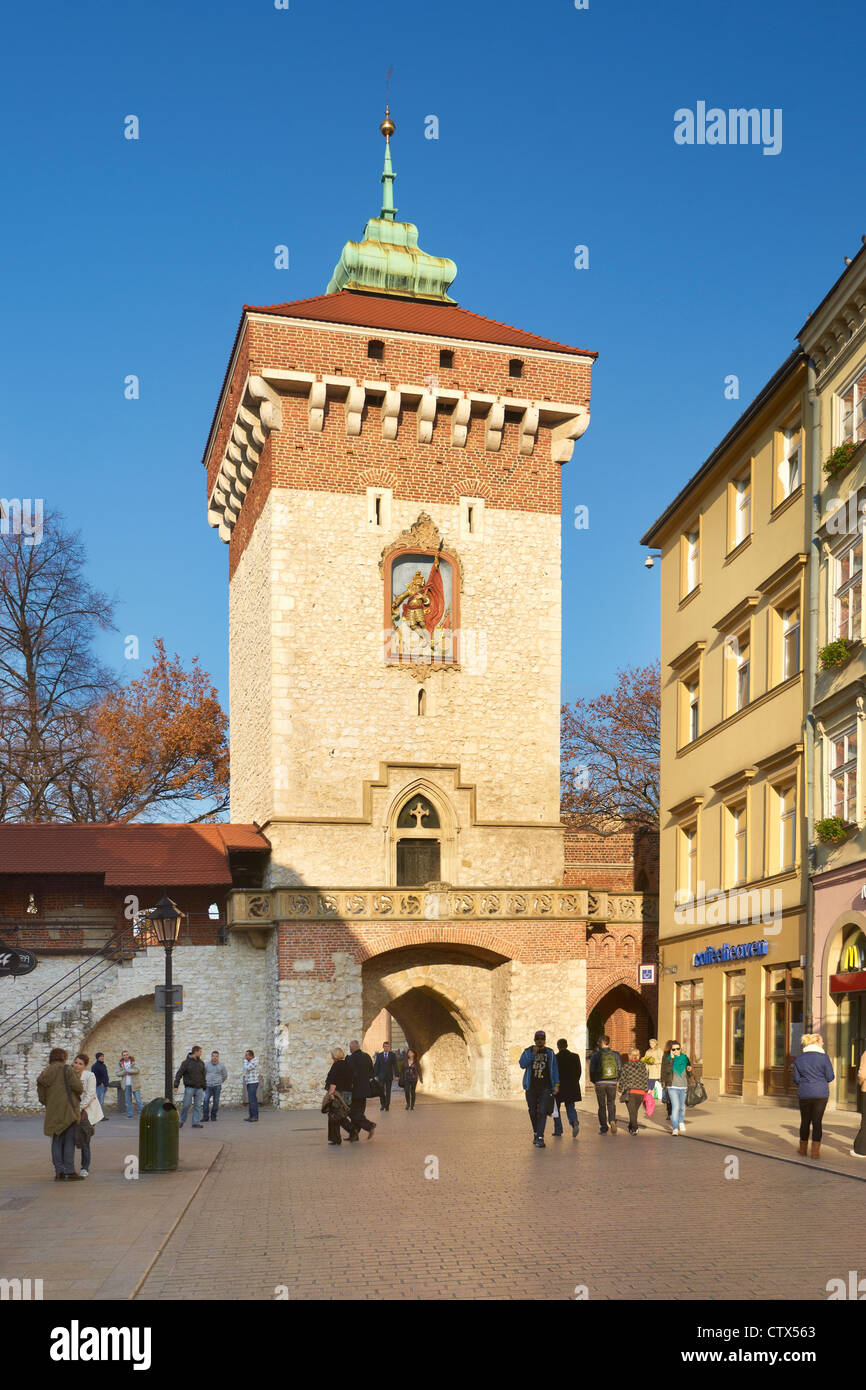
[{"xmin": 829, "ymin": 970, "xmax": 866, "ymax": 995}]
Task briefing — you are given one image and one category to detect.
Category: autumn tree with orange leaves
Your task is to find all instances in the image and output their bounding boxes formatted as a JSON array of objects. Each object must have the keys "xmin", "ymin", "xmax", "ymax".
[
  {"xmin": 0, "ymin": 509, "xmax": 228, "ymax": 822},
  {"xmin": 561, "ymin": 662, "xmax": 660, "ymax": 831}
]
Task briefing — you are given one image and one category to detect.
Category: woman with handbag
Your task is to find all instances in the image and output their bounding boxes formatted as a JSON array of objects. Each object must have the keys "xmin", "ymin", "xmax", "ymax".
[
  {"xmin": 72, "ymin": 1052, "xmax": 103, "ymax": 1177},
  {"xmin": 324, "ymin": 1047, "xmax": 359, "ymax": 1145},
  {"xmin": 617, "ymin": 1049, "xmax": 650, "ymax": 1135},
  {"xmin": 660, "ymin": 1040, "xmax": 692, "ymax": 1135}
]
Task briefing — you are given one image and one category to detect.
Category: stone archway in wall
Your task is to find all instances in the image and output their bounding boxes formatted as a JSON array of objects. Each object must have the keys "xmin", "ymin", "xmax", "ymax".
[
  {"xmin": 81, "ymin": 994, "xmax": 165, "ymax": 1103},
  {"xmin": 587, "ymin": 982, "xmax": 652, "ymax": 1057},
  {"xmin": 361, "ymin": 940, "xmax": 510, "ymax": 1099}
]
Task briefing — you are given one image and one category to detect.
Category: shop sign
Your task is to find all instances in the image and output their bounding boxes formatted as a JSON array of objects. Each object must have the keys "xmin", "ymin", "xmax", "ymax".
[
  {"xmin": 692, "ymin": 939, "xmax": 769, "ymax": 967},
  {"xmin": 0, "ymin": 943, "xmax": 38, "ymax": 977}
]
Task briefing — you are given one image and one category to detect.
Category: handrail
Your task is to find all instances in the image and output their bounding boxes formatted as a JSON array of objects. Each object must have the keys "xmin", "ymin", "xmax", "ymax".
[
  {"xmin": 0, "ymin": 915, "xmax": 229, "ymax": 1051},
  {"xmin": 0, "ymin": 920, "xmax": 144, "ymax": 1050}
]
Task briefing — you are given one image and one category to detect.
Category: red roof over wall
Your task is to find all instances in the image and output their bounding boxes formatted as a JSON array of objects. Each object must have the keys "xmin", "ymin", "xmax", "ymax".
[
  {"xmin": 0, "ymin": 824, "xmax": 269, "ymax": 886},
  {"xmin": 244, "ymin": 290, "xmax": 597, "ymax": 358}
]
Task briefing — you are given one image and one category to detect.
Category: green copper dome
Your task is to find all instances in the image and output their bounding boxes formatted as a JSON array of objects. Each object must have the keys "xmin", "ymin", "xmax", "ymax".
[{"xmin": 326, "ymin": 109, "xmax": 458, "ymax": 303}]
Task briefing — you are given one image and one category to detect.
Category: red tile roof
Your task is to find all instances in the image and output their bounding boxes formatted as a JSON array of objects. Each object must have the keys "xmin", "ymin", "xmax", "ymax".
[
  {"xmin": 0, "ymin": 824, "xmax": 270, "ymax": 886},
  {"xmin": 243, "ymin": 290, "xmax": 597, "ymax": 358}
]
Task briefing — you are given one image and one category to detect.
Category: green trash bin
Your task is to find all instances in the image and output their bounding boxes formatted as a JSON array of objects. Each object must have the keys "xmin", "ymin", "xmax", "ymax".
[{"xmin": 139, "ymin": 1098, "xmax": 179, "ymax": 1172}]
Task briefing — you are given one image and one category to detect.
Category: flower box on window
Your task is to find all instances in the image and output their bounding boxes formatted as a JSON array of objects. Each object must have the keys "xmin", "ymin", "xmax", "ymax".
[
  {"xmin": 815, "ymin": 816, "xmax": 856, "ymax": 845},
  {"xmin": 819, "ymin": 638, "xmax": 857, "ymax": 670},
  {"xmin": 824, "ymin": 442, "xmax": 859, "ymax": 480}
]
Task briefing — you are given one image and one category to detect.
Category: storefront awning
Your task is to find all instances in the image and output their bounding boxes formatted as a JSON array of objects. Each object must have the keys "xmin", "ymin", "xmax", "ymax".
[{"xmin": 829, "ymin": 970, "xmax": 866, "ymax": 996}]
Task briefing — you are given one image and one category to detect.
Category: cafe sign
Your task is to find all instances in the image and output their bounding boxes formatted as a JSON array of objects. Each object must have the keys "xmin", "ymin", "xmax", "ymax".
[
  {"xmin": 693, "ymin": 939, "xmax": 769, "ymax": 967},
  {"xmin": 0, "ymin": 943, "xmax": 38, "ymax": 977}
]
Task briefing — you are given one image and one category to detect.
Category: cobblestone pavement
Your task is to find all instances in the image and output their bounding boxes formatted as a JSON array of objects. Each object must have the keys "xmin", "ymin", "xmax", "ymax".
[
  {"xmin": 134, "ymin": 1096, "xmax": 865, "ymax": 1302},
  {"xmin": 0, "ymin": 1114, "xmax": 221, "ymax": 1301}
]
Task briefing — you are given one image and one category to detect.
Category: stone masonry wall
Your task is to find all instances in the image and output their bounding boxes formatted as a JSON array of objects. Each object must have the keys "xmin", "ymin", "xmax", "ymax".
[{"xmin": 0, "ymin": 939, "xmax": 271, "ymax": 1113}]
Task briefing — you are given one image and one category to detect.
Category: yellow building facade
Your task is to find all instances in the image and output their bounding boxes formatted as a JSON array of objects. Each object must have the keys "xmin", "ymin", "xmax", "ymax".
[{"xmin": 643, "ymin": 353, "xmax": 810, "ymax": 1103}]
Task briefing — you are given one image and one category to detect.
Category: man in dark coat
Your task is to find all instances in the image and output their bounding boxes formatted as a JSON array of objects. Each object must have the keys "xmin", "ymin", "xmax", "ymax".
[
  {"xmin": 347, "ymin": 1040, "xmax": 377, "ymax": 1139},
  {"xmin": 552, "ymin": 1038, "xmax": 582, "ymax": 1138},
  {"xmin": 37, "ymin": 1047, "xmax": 84, "ymax": 1180},
  {"xmin": 372, "ymin": 1042, "xmax": 399, "ymax": 1112},
  {"xmin": 174, "ymin": 1045, "xmax": 207, "ymax": 1128}
]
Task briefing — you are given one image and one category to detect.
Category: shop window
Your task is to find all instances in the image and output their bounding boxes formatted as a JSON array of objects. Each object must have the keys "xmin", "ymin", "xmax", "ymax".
[{"xmin": 725, "ymin": 970, "xmax": 747, "ymax": 1095}]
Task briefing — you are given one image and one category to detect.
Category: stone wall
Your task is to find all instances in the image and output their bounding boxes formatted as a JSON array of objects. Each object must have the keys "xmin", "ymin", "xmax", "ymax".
[{"xmin": 0, "ymin": 939, "xmax": 271, "ymax": 1113}]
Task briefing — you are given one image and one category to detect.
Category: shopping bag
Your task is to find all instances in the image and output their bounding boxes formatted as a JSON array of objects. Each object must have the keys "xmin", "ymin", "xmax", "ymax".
[
  {"xmin": 686, "ymin": 1078, "xmax": 707, "ymax": 1108},
  {"xmin": 652, "ymin": 1081, "xmax": 664, "ymax": 1101},
  {"xmin": 643, "ymin": 1090, "xmax": 655, "ymax": 1117}
]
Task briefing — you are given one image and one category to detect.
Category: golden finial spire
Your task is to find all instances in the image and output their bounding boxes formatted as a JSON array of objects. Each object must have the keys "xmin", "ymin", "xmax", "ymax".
[{"xmin": 380, "ymin": 104, "xmax": 395, "ymax": 140}]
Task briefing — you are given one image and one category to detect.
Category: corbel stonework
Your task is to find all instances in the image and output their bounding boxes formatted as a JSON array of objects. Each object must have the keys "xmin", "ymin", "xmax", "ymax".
[
  {"xmin": 308, "ymin": 381, "xmax": 327, "ymax": 432},
  {"xmin": 451, "ymin": 396, "xmax": 471, "ymax": 447},
  {"xmin": 550, "ymin": 406, "xmax": 590, "ymax": 464},
  {"xmin": 485, "ymin": 401, "xmax": 505, "ymax": 452},
  {"xmin": 519, "ymin": 406, "xmax": 539, "ymax": 456},
  {"xmin": 382, "ymin": 389, "xmax": 401, "ymax": 441},
  {"xmin": 417, "ymin": 390, "xmax": 437, "ymax": 444},
  {"xmin": 208, "ymin": 374, "xmax": 283, "ymax": 543},
  {"xmin": 344, "ymin": 383, "xmax": 366, "ymax": 437}
]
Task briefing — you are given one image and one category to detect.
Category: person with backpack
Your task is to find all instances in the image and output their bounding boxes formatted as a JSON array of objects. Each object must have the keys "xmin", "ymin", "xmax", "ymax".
[
  {"xmin": 589, "ymin": 1034, "xmax": 621, "ymax": 1134},
  {"xmin": 617, "ymin": 1048, "xmax": 650, "ymax": 1135},
  {"xmin": 551, "ymin": 1038, "xmax": 582, "ymax": 1138},
  {"xmin": 518, "ymin": 1029, "xmax": 560, "ymax": 1148}
]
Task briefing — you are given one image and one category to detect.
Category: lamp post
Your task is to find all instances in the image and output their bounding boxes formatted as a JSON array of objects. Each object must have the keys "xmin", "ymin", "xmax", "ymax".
[{"xmin": 146, "ymin": 896, "xmax": 186, "ymax": 1099}]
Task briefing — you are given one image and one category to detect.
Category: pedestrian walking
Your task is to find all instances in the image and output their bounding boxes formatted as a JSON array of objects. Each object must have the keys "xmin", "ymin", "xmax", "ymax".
[
  {"xmin": 91, "ymin": 1052, "xmax": 110, "ymax": 1119},
  {"xmin": 174, "ymin": 1045, "xmax": 207, "ymax": 1128},
  {"xmin": 400, "ymin": 1050, "xmax": 421, "ymax": 1110},
  {"xmin": 518, "ymin": 1029, "xmax": 560, "ymax": 1148},
  {"xmin": 618, "ymin": 1048, "xmax": 650, "ymax": 1135},
  {"xmin": 118, "ymin": 1051, "xmax": 142, "ymax": 1117},
  {"xmin": 72, "ymin": 1052, "xmax": 103, "ymax": 1176},
  {"xmin": 551, "ymin": 1038, "xmax": 582, "ymax": 1138},
  {"xmin": 203, "ymin": 1050, "xmax": 227, "ymax": 1122},
  {"xmin": 347, "ymin": 1040, "xmax": 377, "ymax": 1139},
  {"xmin": 642, "ymin": 1038, "xmax": 664, "ymax": 1092},
  {"xmin": 792, "ymin": 1033, "xmax": 835, "ymax": 1160},
  {"xmin": 851, "ymin": 1049, "xmax": 866, "ymax": 1159},
  {"xmin": 324, "ymin": 1047, "xmax": 360, "ymax": 1145},
  {"xmin": 242, "ymin": 1049, "xmax": 260, "ymax": 1121},
  {"xmin": 589, "ymin": 1034, "xmax": 621, "ymax": 1134},
  {"xmin": 372, "ymin": 1041, "xmax": 399, "ymax": 1112},
  {"xmin": 36, "ymin": 1047, "xmax": 84, "ymax": 1182},
  {"xmin": 660, "ymin": 1040, "xmax": 692, "ymax": 1135}
]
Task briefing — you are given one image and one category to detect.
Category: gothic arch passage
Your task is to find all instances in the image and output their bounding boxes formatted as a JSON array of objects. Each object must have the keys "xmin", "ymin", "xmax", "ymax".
[
  {"xmin": 587, "ymin": 983, "xmax": 653, "ymax": 1056},
  {"xmin": 361, "ymin": 943, "xmax": 507, "ymax": 1098},
  {"xmin": 81, "ymin": 994, "xmax": 164, "ymax": 1102}
]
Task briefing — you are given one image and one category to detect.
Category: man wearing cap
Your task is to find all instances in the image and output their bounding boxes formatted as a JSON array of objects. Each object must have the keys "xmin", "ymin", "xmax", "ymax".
[{"xmin": 518, "ymin": 1030, "xmax": 560, "ymax": 1148}]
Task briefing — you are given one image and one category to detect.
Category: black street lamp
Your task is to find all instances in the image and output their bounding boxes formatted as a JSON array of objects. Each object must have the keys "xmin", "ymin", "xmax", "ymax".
[{"xmin": 146, "ymin": 896, "xmax": 186, "ymax": 1099}]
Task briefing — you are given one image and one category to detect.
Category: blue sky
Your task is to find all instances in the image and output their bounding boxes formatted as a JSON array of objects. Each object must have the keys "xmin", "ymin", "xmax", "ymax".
[{"xmin": 2, "ymin": 0, "xmax": 863, "ymax": 708}]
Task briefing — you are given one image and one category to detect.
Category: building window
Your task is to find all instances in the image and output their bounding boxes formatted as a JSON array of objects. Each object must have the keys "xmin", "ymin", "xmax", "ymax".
[
  {"xmin": 778, "ymin": 423, "xmax": 802, "ymax": 501},
  {"xmin": 677, "ymin": 822, "xmax": 698, "ymax": 901},
  {"xmin": 725, "ymin": 801, "xmax": 748, "ymax": 888},
  {"xmin": 676, "ymin": 979, "xmax": 703, "ymax": 1061},
  {"xmin": 722, "ymin": 629, "xmax": 750, "ymax": 717},
  {"xmin": 367, "ymin": 339, "xmax": 385, "ymax": 361},
  {"xmin": 782, "ymin": 602, "xmax": 800, "ymax": 680},
  {"xmin": 682, "ymin": 527, "xmax": 700, "ymax": 597},
  {"xmin": 26, "ymin": 892, "xmax": 38, "ymax": 915},
  {"xmin": 508, "ymin": 358, "xmax": 523, "ymax": 378},
  {"xmin": 765, "ymin": 965, "xmax": 804, "ymax": 1096},
  {"xmin": 731, "ymin": 472, "xmax": 751, "ymax": 548},
  {"xmin": 367, "ymin": 487, "xmax": 391, "ymax": 532},
  {"xmin": 839, "ymin": 366, "xmax": 866, "ymax": 446},
  {"xmin": 735, "ymin": 635, "xmax": 750, "ymax": 711},
  {"xmin": 829, "ymin": 725, "xmax": 857, "ymax": 823},
  {"xmin": 777, "ymin": 782, "xmax": 797, "ymax": 869},
  {"xmin": 439, "ymin": 349, "xmax": 454, "ymax": 368},
  {"xmin": 834, "ymin": 535, "xmax": 862, "ymax": 641},
  {"xmin": 682, "ymin": 675, "xmax": 700, "ymax": 744}
]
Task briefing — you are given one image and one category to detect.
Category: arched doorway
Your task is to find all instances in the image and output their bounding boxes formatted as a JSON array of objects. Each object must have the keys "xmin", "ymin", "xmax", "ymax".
[
  {"xmin": 361, "ymin": 942, "xmax": 506, "ymax": 1097},
  {"xmin": 81, "ymin": 994, "xmax": 165, "ymax": 1102},
  {"xmin": 587, "ymin": 983, "xmax": 653, "ymax": 1057}
]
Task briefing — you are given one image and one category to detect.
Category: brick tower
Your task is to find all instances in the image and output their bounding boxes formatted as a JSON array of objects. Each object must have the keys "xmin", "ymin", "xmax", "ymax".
[{"xmin": 204, "ymin": 112, "xmax": 597, "ymax": 1105}]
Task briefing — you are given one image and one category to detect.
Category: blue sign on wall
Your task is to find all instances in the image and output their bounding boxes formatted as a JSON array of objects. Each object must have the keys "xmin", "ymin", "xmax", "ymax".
[{"xmin": 693, "ymin": 940, "xmax": 769, "ymax": 968}]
